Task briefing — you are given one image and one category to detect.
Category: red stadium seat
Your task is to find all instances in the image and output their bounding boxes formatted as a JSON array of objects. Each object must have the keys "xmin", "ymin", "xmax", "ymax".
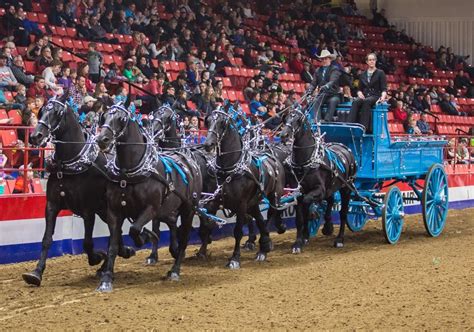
[
  {"xmin": 7, "ymin": 110, "xmax": 22, "ymax": 125},
  {"xmin": 0, "ymin": 129, "xmax": 18, "ymax": 146}
]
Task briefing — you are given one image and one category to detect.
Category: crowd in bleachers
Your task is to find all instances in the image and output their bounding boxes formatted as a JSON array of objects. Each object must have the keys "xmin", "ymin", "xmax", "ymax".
[{"xmin": 0, "ymin": 0, "xmax": 473, "ymax": 193}]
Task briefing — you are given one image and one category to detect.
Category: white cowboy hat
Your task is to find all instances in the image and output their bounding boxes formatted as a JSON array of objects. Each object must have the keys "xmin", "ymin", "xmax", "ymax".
[{"xmin": 317, "ymin": 49, "xmax": 336, "ymax": 60}]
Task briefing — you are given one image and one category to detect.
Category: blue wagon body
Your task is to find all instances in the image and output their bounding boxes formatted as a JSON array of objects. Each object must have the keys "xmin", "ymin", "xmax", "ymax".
[{"xmin": 314, "ymin": 104, "xmax": 449, "ymax": 242}]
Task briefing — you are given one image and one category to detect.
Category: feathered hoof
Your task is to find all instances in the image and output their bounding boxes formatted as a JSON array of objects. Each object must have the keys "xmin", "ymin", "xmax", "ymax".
[
  {"xmin": 291, "ymin": 246, "xmax": 302, "ymax": 254},
  {"xmin": 145, "ymin": 257, "xmax": 158, "ymax": 266},
  {"xmin": 226, "ymin": 259, "xmax": 241, "ymax": 269},
  {"xmin": 242, "ymin": 241, "xmax": 256, "ymax": 251},
  {"xmin": 167, "ymin": 271, "xmax": 180, "ymax": 281},
  {"xmin": 334, "ymin": 240, "xmax": 344, "ymax": 248},
  {"xmin": 255, "ymin": 252, "xmax": 267, "ymax": 262},
  {"xmin": 96, "ymin": 281, "xmax": 113, "ymax": 293}
]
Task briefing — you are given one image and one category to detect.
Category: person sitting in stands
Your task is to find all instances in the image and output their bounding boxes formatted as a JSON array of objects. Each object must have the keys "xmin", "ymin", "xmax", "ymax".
[
  {"xmin": 416, "ymin": 113, "xmax": 433, "ymax": 134},
  {"xmin": 12, "ymin": 164, "xmax": 35, "ymax": 194},
  {"xmin": 347, "ymin": 53, "xmax": 387, "ymax": 134}
]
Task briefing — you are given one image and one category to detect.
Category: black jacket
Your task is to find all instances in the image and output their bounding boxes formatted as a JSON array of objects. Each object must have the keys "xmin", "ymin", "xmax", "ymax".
[
  {"xmin": 308, "ymin": 65, "xmax": 341, "ymax": 95},
  {"xmin": 358, "ymin": 69, "xmax": 387, "ymax": 98}
]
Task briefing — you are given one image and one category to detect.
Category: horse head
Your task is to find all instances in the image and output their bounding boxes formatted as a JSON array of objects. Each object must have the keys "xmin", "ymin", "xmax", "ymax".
[
  {"xmin": 150, "ymin": 104, "xmax": 178, "ymax": 141},
  {"xmin": 203, "ymin": 108, "xmax": 233, "ymax": 153},
  {"xmin": 31, "ymin": 94, "xmax": 70, "ymax": 147},
  {"xmin": 96, "ymin": 102, "xmax": 131, "ymax": 151},
  {"xmin": 279, "ymin": 107, "xmax": 308, "ymax": 143}
]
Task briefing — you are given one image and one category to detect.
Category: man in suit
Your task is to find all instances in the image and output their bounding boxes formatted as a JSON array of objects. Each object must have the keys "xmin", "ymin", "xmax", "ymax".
[
  {"xmin": 347, "ymin": 53, "xmax": 387, "ymax": 134},
  {"xmin": 306, "ymin": 50, "xmax": 341, "ymax": 122}
]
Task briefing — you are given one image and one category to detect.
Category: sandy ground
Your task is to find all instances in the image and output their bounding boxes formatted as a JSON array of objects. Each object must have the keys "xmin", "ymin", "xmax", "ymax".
[{"xmin": 0, "ymin": 208, "xmax": 473, "ymax": 330}]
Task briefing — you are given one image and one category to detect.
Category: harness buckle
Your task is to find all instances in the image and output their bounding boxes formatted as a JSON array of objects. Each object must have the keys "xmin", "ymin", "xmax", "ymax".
[
  {"xmin": 169, "ymin": 182, "xmax": 175, "ymax": 191},
  {"xmin": 57, "ymin": 172, "xmax": 63, "ymax": 179},
  {"xmin": 225, "ymin": 176, "xmax": 232, "ymax": 183},
  {"xmin": 120, "ymin": 180, "xmax": 127, "ymax": 188}
]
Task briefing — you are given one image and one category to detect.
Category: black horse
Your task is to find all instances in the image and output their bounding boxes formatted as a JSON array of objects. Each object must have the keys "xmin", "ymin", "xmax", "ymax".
[
  {"xmin": 23, "ymin": 96, "xmax": 135, "ymax": 287},
  {"xmin": 148, "ymin": 105, "xmax": 222, "ymax": 260},
  {"xmin": 280, "ymin": 107, "xmax": 357, "ymax": 250},
  {"xmin": 96, "ymin": 104, "xmax": 202, "ymax": 292},
  {"xmin": 203, "ymin": 108, "xmax": 286, "ymax": 268}
]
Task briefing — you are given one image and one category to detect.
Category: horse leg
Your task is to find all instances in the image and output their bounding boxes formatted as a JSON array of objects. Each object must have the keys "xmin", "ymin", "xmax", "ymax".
[
  {"xmin": 128, "ymin": 206, "xmax": 157, "ymax": 247},
  {"xmin": 292, "ymin": 199, "xmax": 307, "ymax": 254},
  {"xmin": 22, "ymin": 202, "xmax": 60, "ymax": 286},
  {"xmin": 97, "ymin": 208, "xmax": 135, "ymax": 260},
  {"xmin": 167, "ymin": 218, "xmax": 179, "ymax": 259},
  {"xmin": 167, "ymin": 210, "xmax": 194, "ymax": 281},
  {"xmin": 251, "ymin": 205, "xmax": 273, "ymax": 262},
  {"xmin": 227, "ymin": 209, "xmax": 246, "ymax": 269},
  {"xmin": 269, "ymin": 206, "xmax": 286, "ymax": 234},
  {"xmin": 145, "ymin": 218, "xmax": 161, "ymax": 265},
  {"xmin": 322, "ymin": 195, "xmax": 335, "ymax": 236},
  {"xmin": 334, "ymin": 189, "xmax": 350, "ymax": 248},
  {"xmin": 243, "ymin": 218, "xmax": 257, "ymax": 251},
  {"xmin": 96, "ymin": 211, "xmax": 123, "ymax": 293},
  {"xmin": 196, "ymin": 215, "xmax": 213, "ymax": 259},
  {"xmin": 83, "ymin": 213, "xmax": 106, "ymax": 266}
]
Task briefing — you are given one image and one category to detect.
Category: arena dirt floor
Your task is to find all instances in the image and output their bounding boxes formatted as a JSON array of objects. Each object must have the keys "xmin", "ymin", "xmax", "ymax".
[{"xmin": 0, "ymin": 208, "xmax": 473, "ymax": 330}]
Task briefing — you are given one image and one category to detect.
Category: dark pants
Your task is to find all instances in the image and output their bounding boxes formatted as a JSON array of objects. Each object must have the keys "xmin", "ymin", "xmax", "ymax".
[
  {"xmin": 311, "ymin": 93, "xmax": 341, "ymax": 122},
  {"xmin": 89, "ymin": 73, "xmax": 101, "ymax": 84},
  {"xmin": 347, "ymin": 96, "xmax": 379, "ymax": 133}
]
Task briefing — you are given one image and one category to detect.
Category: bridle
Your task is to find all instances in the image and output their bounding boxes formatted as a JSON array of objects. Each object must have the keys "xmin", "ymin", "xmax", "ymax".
[
  {"xmin": 100, "ymin": 103, "xmax": 131, "ymax": 142},
  {"xmin": 149, "ymin": 105, "xmax": 178, "ymax": 141},
  {"xmin": 37, "ymin": 98, "xmax": 68, "ymax": 138}
]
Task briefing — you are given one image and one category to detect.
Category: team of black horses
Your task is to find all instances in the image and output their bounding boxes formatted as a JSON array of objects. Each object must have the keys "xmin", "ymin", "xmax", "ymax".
[{"xmin": 23, "ymin": 92, "xmax": 357, "ymax": 292}]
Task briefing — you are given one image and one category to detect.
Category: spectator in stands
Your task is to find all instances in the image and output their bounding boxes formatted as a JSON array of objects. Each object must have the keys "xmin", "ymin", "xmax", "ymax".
[
  {"xmin": 93, "ymin": 82, "xmax": 113, "ymax": 105},
  {"xmin": 14, "ymin": 84, "xmax": 27, "ymax": 107},
  {"xmin": 406, "ymin": 115, "xmax": 422, "ymax": 135},
  {"xmin": 436, "ymin": 53, "xmax": 451, "ymax": 71},
  {"xmin": 289, "ymin": 53, "xmax": 305, "ymax": 74},
  {"xmin": 372, "ymin": 8, "xmax": 389, "ymax": 27},
  {"xmin": 79, "ymin": 95, "xmax": 97, "ymax": 115},
  {"xmin": 12, "ymin": 164, "xmax": 35, "ymax": 194},
  {"xmin": 69, "ymin": 75, "xmax": 88, "ymax": 107},
  {"xmin": 0, "ymin": 54, "xmax": 18, "ymax": 91},
  {"xmin": 42, "ymin": 60, "xmax": 64, "ymax": 95},
  {"xmin": 428, "ymin": 86, "xmax": 440, "ymax": 104},
  {"xmin": 250, "ymin": 90, "xmax": 269, "ymax": 120},
  {"xmin": 454, "ymin": 70, "xmax": 474, "ymax": 97},
  {"xmin": 243, "ymin": 79, "xmax": 256, "ymax": 102},
  {"xmin": 161, "ymin": 84, "xmax": 176, "ymax": 105},
  {"xmin": 445, "ymin": 79, "xmax": 458, "ymax": 96},
  {"xmin": 417, "ymin": 113, "xmax": 433, "ymax": 134},
  {"xmin": 36, "ymin": 47, "xmax": 54, "ymax": 73},
  {"xmin": 22, "ymin": 98, "xmax": 37, "ymax": 125},
  {"xmin": 49, "ymin": 1, "xmax": 74, "ymax": 27},
  {"xmin": 348, "ymin": 53, "xmax": 387, "ymax": 133},
  {"xmin": 11, "ymin": 56, "xmax": 34, "ymax": 87},
  {"xmin": 392, "ymin": 100, "xmax": 408, "ymax": 123},
  {"xmin": 412, "ymin": 93, "xmax": 430, "ymax": 113},
  {"xmin": 301, "ymin": 61, "xmax": 313, "ymax": 84},
  {"xmin": 439, "ymin": 93, "xmax": 466, "ymax": 116},
  {"xmin": 306, "ymin": 50, "xmax": 341, "ymax": 122},
  {"xmin": 57, "ymin": 66, "xmax": 73, "ymax": 90},
  {"xmin": 12, "ymin": 7, "xmax": 43, "ymax": 47},
  {"xmin": 87, "ymin": 43, "xmax": 103, "ymax": 84},
  {"xmin": 26, "ymin": 75, "xmax": 47, "ymax": 99}
]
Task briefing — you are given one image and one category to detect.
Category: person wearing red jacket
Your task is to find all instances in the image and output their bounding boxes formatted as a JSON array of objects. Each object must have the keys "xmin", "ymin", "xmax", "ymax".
[{"xmin": 392, "ymin": 100, "xmax": 408, "ymax": 122}]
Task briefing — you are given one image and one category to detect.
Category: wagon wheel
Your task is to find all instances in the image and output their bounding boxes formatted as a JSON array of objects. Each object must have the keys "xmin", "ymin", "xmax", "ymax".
[
  {"xmin": 422, "ymin": 164, "xmax": 449, "ymax": 237},
  {"xmin": 347, "ymin": 204, "xmax": 369, "ymax": 232},
  {"xmin": 382, "ymin": 186, "xmax": 404, "ymax": 244}
]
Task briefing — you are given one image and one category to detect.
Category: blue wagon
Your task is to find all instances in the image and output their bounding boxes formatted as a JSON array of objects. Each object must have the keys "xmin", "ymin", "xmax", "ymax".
[{"xmin": 317, "ymin": 104, "xmax": 449, "ymax": 243}]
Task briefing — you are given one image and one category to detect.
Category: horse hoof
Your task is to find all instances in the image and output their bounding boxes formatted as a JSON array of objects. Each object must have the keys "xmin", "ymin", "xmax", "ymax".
[
  {"xmin": 334, "ymin": 241, "xmax": 344, "ymax": 248},
  {"xmin": 120, "ymin": 246, "xmax": 136, "ymax": 259},
  {"xmin": 196, "ymin": 251, "xmax": 208, "ymax": 260},
  {"xmin": 276, "ymin": 224, "xmax": 287, "ymax": 234},
  {"xmin": 88, "ymin": 250, "xmax": 106, "ymax": 266},
  {"xmin": 96, "ymin": 281, "xmax": 113, "ymax": 293},
  {"xmin": 322, "ymin": 224, "xmax": 334, "ymax": 236},
  {"xmin": 145, "ymin": 257, "xmax": 158, "ymax": 266},
  {"xmin": 167, "ymin": 271, "xmax": 180, "ymax": 281},
  {"xmin": 292, "ymin": 247, "xmax": 302, "ymax": 254},
  {"xmin": 255, "ymin": 252, "xmax": 267, "ymax": 262},
  {"xmin": 226, "ymin": 260, "xmax": 240, "ymax": 269},
  {"xmin": 22, "ymin": 271, "xmax": 42, "ymax": 286},
  {"xmin": 242, "ymin": 241, "xmax": 256, "ymax": 251},
  {"xmin": 129, "ymin": 227, "xmax": 144, "ymax": 247}
]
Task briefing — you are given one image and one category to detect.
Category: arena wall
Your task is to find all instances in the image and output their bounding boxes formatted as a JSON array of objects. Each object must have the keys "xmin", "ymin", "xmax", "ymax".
[{"xmin": 1, "ymin": 174, "xmax": 473, "ymax": 264}]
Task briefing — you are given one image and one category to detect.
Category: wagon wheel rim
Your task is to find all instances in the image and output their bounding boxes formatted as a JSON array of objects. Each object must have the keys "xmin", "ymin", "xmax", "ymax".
[
  {"xmin": 382, "ymin": 186, "xmax": 404, "ymax": 244},
  {"xmin": 347, "ymin": 204, "xmax": 369, "ymax": 232},
  {"xmin": 423, "ymin": 164, "xmax": 449, "ymax": 237}
]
